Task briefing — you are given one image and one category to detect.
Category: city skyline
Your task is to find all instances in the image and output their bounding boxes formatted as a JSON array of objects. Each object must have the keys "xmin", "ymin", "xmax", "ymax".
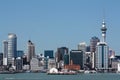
[{"xmin": 0, "ymin": 0, "xmax": 120, "ymax": 54}]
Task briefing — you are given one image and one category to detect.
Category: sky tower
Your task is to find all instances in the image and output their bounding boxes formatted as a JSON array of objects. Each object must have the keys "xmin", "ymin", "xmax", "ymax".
[
  {"xmin": 95, "ymin": 18, "xmax": 109, "ymax": 71},
  {"xmin": 101, "ymin": 19, "xmax": 107, "ymax": 42}
]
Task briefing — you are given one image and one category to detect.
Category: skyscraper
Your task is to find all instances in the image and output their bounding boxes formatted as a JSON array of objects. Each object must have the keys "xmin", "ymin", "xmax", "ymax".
[
  {"xmin": 90, "ymin": 36, "xmax": 100, "ymax": 52},
  {"xmin": 70, "ymin": 50, "xmax": 83, "ymax": 69},
  {"xmin": 44, "ymin": 50, "xmax": 54, "ymax": 58},
  {"xmin": 64, "ymin": 53, "xmax": 69, "ymax": 65},
  {"xmin": 3, "ymin": 40, "xmax": 8, "ymax": 66},
  {"xmin": 96, "ymin": 20, "xmax": 109, "ymax": 71},
  {"xmin": 90, "ymin": 37, "xmax": 100, "ymax": 69},
  {"xmin": 8, "ymin": 33, "xmax": 17, "ymax": 65},
  {"xmin": 56, "ymin": 47, "xmax": 68, "ymax": 62},
  {"xmin": 55, "ymin": 47, "xmax": 68, "ymax": 69},
  {"xmin": 96, "ymin": 43, "xmax": 109, "ymax": 70},
  {"xmin": 27, "ymin": 40, "xmax": 35, "ymax": 62},
  {"xmin": 78, "ymin": 42, "xmax": 87, "ymax": 68}
]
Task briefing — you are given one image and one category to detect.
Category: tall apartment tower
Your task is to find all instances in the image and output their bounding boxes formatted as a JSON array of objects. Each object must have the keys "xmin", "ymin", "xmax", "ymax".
[
  {"xmin": 96, "ymin": 19, "xmax": 109, "ymax": 71},
  {"xmin": 3, "ymin": 40, "xmax": 8, "ymax": 66},
  {"xmin": 27, "ymin": 40, "xmax": 35, "ymax": 62},
  {"xmin": 8, "ymin": 33, "xmax": 17, "ymax": 65}
]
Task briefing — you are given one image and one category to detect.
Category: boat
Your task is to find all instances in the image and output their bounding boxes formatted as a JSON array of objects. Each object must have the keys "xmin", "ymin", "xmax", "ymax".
[
  {"xmin": 47, "ymin": 71, "xmax": 77, "ymax": 75},
  {"xmin": 90, "ymin": 70, "xmax": 97, "ymax": 73},
  {"xmin": 25, "ymin": 70, "xmax": 31, "ymax": 73},
  {"xmin": 0, "ymin": 71, "xmax": 16, "ymax": 74},
  {"xmin": 84, "ymin": 70, "xmax": 90, "ymax": 74},
  {"xmin": 84, "ymin": 70, "xmax": 97, "ymax": 74},
  {"xmin": 47, "ymin": 68, "xmax": 77, "ymax": 75}
]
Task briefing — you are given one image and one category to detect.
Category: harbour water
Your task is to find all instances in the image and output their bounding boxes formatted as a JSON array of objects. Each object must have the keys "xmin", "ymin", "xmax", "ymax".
[{"xmin": 0, "ymin": 73, "xmax": 120, "ymax": 80}]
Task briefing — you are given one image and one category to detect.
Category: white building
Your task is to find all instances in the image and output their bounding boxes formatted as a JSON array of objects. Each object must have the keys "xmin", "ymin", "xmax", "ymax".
[
  {"xmin": 3, "ymin": 40, "xmax": 8, "ymax": 66},
  {"xmin": 30, "ymin": 58, "xmax": 41, "ymax": 71},
  {"xmin": 23, "ymin": 65, "xmax": 30, "ymax": 70},
  {"xmin": 48, "ymin": 59, "xmax": 56, "ymax": 70},
  {"xmin": 117, "ymin": 62, "xmax": 120, "ymax": 72}
]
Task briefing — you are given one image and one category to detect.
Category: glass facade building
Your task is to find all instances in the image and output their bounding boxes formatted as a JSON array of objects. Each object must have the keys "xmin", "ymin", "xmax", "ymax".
[
  {"xmin": 56, "ymin": 47, "xmax": 68, "ymax": 62},
  {"xmin": 0, "ymin": 53, "xmax": 3, "ymax": 66},
  {"xmin": 70, "ymin": 50, "xmax": 83, "ymax": 69},
  {"xmin": 8, "ymin": 33, "xmax": 17, "ymax": 65},
  {"xmin": 17, "ymin": 50, "xmax": 24, "ymax": 58},
  {"xmin": 44, "ymin": 50, "xmax": 54, "ymax": 58},
  {"xmin": 64, "ymin": 54, "xmax": 69, "ymax": 65},
  {"xmin": 78, "ymin": 42, "xmax": 87, "ymax": 68},
  {"xmin": 96, "ymin": 42, "xmax": 109, "ymax": 70}
]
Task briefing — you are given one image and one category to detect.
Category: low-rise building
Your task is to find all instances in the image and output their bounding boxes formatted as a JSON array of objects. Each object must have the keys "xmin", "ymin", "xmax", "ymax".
[
  {"xmin": 48, "ymin": 59, "xmax": 56, "ymax": 70},
  {"xmin": 64, "ymin": 60, "xmax": 80, "ymax": 70},
  {"xmin": 16, "ymin": 57, "xmax": 23, "ymax": 71},
  {"xmin": 30, "ymin": 58, "xmax": 41, "ymax": 71}
]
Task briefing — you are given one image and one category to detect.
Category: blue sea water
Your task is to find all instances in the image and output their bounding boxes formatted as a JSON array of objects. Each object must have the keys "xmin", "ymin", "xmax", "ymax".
[{"xmin": 0, "ymin": 73, "xmax": 120, "ymax": 80}]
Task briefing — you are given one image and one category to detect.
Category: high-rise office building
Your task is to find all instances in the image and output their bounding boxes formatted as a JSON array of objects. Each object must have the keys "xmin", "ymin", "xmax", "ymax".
[
  {"xmin": 0, "ymin": 53, "xmax": 3, "ymax": 66},
  {"xmin": 70, "ymin": 50, "xmax": 83, "ymax": 69},
  {"xmin": 44, "ymin": 50, "xmax": 54, "ymax": 58},
  {"xmin": 78, "ymin": 42, "xmax": 87, "ymax": 68},
  {"xmin": 86, "ymin": 46, "xmax": 90, "ymax": 52},
  {"xmin": 56, "ymin": 47, "xmax": 68, "ymax": 62},
  {"xmin": 8, "ymin": 33, "xmax": 17, "ymax": 65},
  {"xmin": 64, "ymin": 53, "xmax": 69, "ymax": 65},
  {"xmin": 90, "ymin": 37, "xmax": 100, "ymax": 69},
  {"xmin": 3, "ymin": 40, "xmax": 8, "ymax": 66},
  {"xmin": 90, "ymin": 36, "xmax": 100, "ymax": 52},
  {"xmin": 96, "ymin": 43, "xmax": 109, "ymax": 70},
  {"xmin": 27, "ymin": 40, "xmax": 35, "ymax": 62},
  {"xmin": 17, "ymin": 50, "xmax": 24, "ymax": 58},
  {"xmin": 96, "ymin": 19, "xmax": 109, "ymax": 71}
]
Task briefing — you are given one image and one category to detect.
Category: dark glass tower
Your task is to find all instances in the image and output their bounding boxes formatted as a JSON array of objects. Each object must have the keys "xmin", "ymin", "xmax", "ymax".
[
  {"xmin": 44, "ymin": 50, "xmax": 54, "ymax": 58},
  {"xmin": 56, "ymin": 47, "xmax": 68, "ymax": 62},
  {"xmin": 70, "ymin": 50, "xmax": 83, "ymax": 69}
]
